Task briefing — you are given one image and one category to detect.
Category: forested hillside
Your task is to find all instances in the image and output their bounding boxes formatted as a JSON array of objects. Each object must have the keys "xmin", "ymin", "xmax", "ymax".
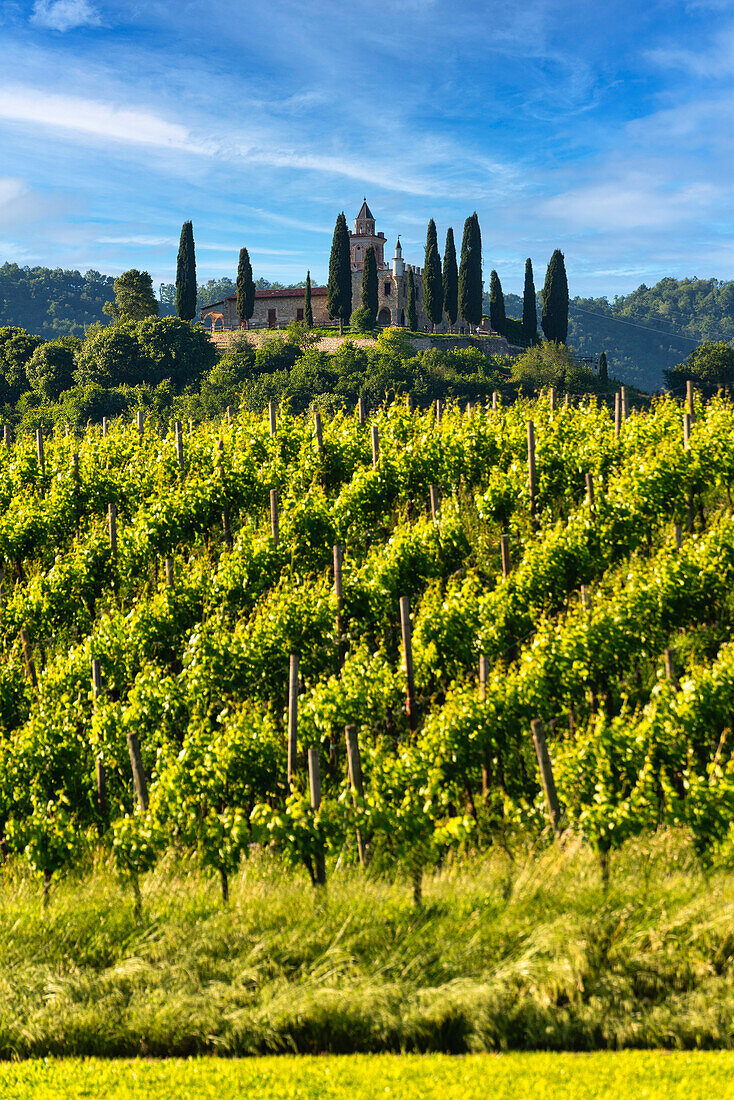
[
  {"xmin": 0, "ymin": 265, "xmax": 115, "ymax": 338},
  {"xmin": 504, "ymin": 277, "xmax": 734, "ymax": 391}
]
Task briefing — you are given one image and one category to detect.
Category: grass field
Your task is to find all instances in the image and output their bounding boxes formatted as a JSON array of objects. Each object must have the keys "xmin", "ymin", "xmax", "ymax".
[
  {"xmin": 2, "ymin": 1052, "xmax": 734, "ymax": 1099},
  {"xmin": 2, "ymin": 832, "xmax": 734, "ymax": 1058}
]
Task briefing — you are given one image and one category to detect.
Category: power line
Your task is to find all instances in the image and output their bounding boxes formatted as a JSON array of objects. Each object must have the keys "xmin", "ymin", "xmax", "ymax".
[{"xmin": 569, "ymin": 304, "xmax": 702, "ymax": 343}]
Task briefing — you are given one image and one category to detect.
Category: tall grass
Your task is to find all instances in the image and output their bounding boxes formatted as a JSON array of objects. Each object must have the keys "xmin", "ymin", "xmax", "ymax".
[{"xmin": 1, "ymin": 830, "xmax": 734, "ymax": 1057}]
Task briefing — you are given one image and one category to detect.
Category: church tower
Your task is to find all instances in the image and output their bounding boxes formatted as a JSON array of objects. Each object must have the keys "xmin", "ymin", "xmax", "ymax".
[{"xmin": 349, "ymin": 199, "xmax": 386, "ymax": 270}]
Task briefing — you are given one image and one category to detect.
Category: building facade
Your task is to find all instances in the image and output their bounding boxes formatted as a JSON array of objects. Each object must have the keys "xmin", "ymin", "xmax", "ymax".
[{"xmin": 200, "ymin": 202, "xmax": 434, "ymax": 332}]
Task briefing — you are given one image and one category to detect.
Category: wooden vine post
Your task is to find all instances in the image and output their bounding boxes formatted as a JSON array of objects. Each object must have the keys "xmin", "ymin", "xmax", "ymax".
[
  {"xmin": 270, "ymin": 489, "xmax": 280, "ymax": 545},
  {"xmin": 127, "ymin": 731, "xmax": 149, "ymax": 812},
  {"xmin": 479, "ymin": 654, "xmax": 492, "ymax": 796},
  {"xmin": 492, "ymin": 391, "xmax": 498, "ymax": 412},
  {"xmin": 527, "ymin": 420, "xmax": 537, "ymax": 519},
  {"xmin": 429, "ymin": 484, "xmax": 439, "ymax": 521},
  {"xmin": 435, "ymin": 398, "xmax": 443, "ymax": 423},
  {"xmin": 36, "ymin": 428, "xmax": 45, "ymax": 475},
  {"xmin": 585, "ymin": 472, "xmax": 595, "ymax": 513},
  {"xmin": 175, "ymin": 419, "xmax": 184, "ymax": 474},
  {"xmin": 308, "ymin": 749, "xmax": 326, "ymax": 886},
  {"xmin": 91, "ymin": 659, "xmax": 108, "ymax": 825},
  {"xmin": 406, "ymin": 394, "xmax": 413, "ymax": 413},
  {"xmin": 218, "ymin": 440, "xmax": 233, "ymax": 551},
  {"xmin": 107, "ymin": 503, "xmax": 118, "ymax": 560},
  {"xmin": 3, "ymin": 425, "xmax": 10, "ymax": 448},
  {"xmin": 72, "ymin": 452, "xmax": 80, "ymax": 537},
  {"xmin": 287, "ymin": 654, "xmax": 299, "ymax": 788},
  {"xmin": 345, "ymin": 724, "xmax": 367, "ymax": 866},
  {"xmin": 620, "ymin": 386, "xmax": 628, "ymax": 420},
  {"xmin": 500, "ymin": 533, "xmax": 511, "ymax": 578},
  {"xmin": 314, "ymin": 409, "xmax": 323, "ymax": 453},
  {"xmin": 165, "ymin": 557, "xmax": 174, "ymax": 587},
  {"xmin": 136, "ymin": 410, "xmax": 144, "ymax": 439},
  {"xmin": 549, "ymin": 386, "xmax": 556, "ymax": 413},
  {"xmin": 102, "ymin": 418, "xmax": 109, "ymax": 439},
  {"xmin": 20, "ymin": 627, "xmax": 37, "ymax": 689},
  {"xmin": 399, "ymin": 596, "xmax": 417, "ymax": 732},
  {"xmin": 664, "ymin": 647, "xmax": 678, "ymax": 688},
  {"xmin": 614, "ymin": 392, "xmax": 621, "ymax": 439},
  {"xmin": 371, "ymin": 424, "xmax": 380, "ymax": 467},
  {"xmin": 333, "ymin": 544, "xmax": 344, "ymax": 668},
  {"xmin": 687, "ymin": 380, "xmax": 695, "ymax": 423},
  {"xmin": 674, "ymin": 523, "xmax": 682, "ymax": 550},
  {"xmin": 268, "ymin": 401, "xmax": 277, "ymax": 437},
  {"xmin": 357, "ymin": 398, "xmax": 366, "ymax": 426},
  {"xmin": 531, "ymin": 718, "xmax": 561, "ymax": 835}
]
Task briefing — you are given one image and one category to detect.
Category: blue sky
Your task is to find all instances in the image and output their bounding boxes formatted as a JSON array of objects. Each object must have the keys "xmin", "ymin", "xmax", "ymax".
[{"xmin": 0, "ymin": 0, "xmax": 732, "ymax": 298}]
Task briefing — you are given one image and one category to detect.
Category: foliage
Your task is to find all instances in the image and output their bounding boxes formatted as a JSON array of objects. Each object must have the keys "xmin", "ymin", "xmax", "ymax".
[
  {"xmin": 0, "ymin": 263, "xmax": 114, "ymax": 337},
  {"xmin": 442, "ymin": 227, "xmax": 458, "ymax": 329},
  {"xmin": 665, "ymin": 340, "xmax": 734, "ymax": 392},
  {"xmin": 103, "ymin": 270, "xmax": 159, "ymax": 322},
  {"xmin": 458, "ymin": 213, "xmax": 482, "ymax": 327},
  {"xmin": 176, "ymin": 221, "xmax": 197, "ymax": 322},
  {"xmin": 523, "ymin": 258, "xmax": 538, "ymax": 344},
  {"xmin": 542, "ymin": 249, "xmax": 569, "ymax": 344},
  {"xmin": 423, "ymin": 220, "xmax": 443, "ymax": 329},
  {"xmin": 511, "ymin": 340, "xmax": 602, "ymax": 393},
  {"xmin": 328, "ymin": 212, "xmax": 352, "ymax": 331},
  {"xmin": 305, "ymin": 270, "xmax": 313, "ymax": 328},
  {"xmin": 350, "ymin": 306, "xmax": 375, "ymax": 334},
  {"xmin": 236, "ymin": 248, "xmax": 255, "ymax": 328},
  {"xmin": 489, "ymin": 270, "xmax": 506, "ymax": 336},
  {"xmin": 25, "ymin": 336, "xmax": 80, "ymax": 400},
  {"xmin": 407, "ymin": 268, "xmax": 418, "ymax": 332},
  {"xmin": 361, "ymin": 245, "xmax": 378, "ymax": 328}
]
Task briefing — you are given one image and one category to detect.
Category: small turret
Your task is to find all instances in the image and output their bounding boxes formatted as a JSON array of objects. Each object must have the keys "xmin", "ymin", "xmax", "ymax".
[{"xmin": 392, "ymin": 237, "xmax": 405, "ymax": 277}]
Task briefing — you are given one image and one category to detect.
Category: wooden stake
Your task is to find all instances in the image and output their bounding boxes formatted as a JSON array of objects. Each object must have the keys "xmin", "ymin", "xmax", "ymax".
[
  {"xmin": 492, "ymin": 391, "xmax": 498, "ymax": 412},
  {"xmin": 126, "ymin": 731, "xmax": 149, "ymax": 812},
  {"xmin": 222, "ymin": 507, "xmax": 233, "ymax": 551},
  {"xmin": 429, "ymin": 484, "xmax": 439, "ymax": 521},
  {"xmin": 549, "ymin": 386, "xmax": 556, "ymax": 412},
  {"xmin": 35, "ymin": 428, "xmax": 45, "ymax": 473},
  {"xmin": 500, "ymin": 533, "xmax": 511, "ymax": 578},
  {"xmin": 357, "ymin": 397, "xmax": 366, "ymax": 425},
  {"xmin": 96, "ymin": 757, "xmax": 108, "ymax": 824},
  {"xmin": 664, "ymin": 647, "xmax": 678, "ymax": 687},
  {"xmin": 345, "ymin": 724, "xmax": 367, "ymax": 866},
  {"xmin": 175, "ymin": 419, "xmax": 184, "ymax": 473},
  {"xmin": 585, "ymin": 471, "xmax": 595, "ymax": 511},
  {"xmin": 270, "ymin": 489, "xmax": 279, "ymax": 544},
  {"xmin": 20, "ymin": 627, "xmax": 37, "ymax": 688},
  {"xmin": 683, "ymin": 412, "xmax": 692, "ymax": 450},
  {"xmin": 314, "ymin": 409, "xmax": 323, "ymax": 452},
  {"xmin": 527, "ymin": 420, "xmax": 537, "ymax": 518},
  {"xmin": 479, "ymin": 654, "xmax": 489, "ymax": 702},
  {"xmin": 108, "ymin": 503, "xmax": 117, "ymax": 560},
  {"xmin": 3, "ymin": 425, "xmax": 10, "ymax": 448},
  {"xmin": 102, "ymin": 418, "xmax": 108, "ymax": 439},
  {"xmin": 371, "ymin": 424, "xmax": 379, "ymax": 467},
  {"xmin": 435, "ymin": 398, "xmax": 442, "ymax": 423},
  {"xmin": 399, "ymin": 596, "xmax": 416, "ymax": 732},
  {"xmin": 269, "ymin": 401, "xmax": 277, "ymax": 436},
  {"xmin": 687, "ymin": 380, "xmax": 695, "ymax": 423},
  {"xmin": 531, "ymin": 718, "xmax": 561, "ymax": 834},
  {"xmin": 614, "ymin": 392, "xmax": 621, "ymax": 438},
  {"xmin": 226, "ymin": 405, "xmax": 233, "ymax": 425},
  {"xmin": 674, "ymin": 523, "xmax": 682, "ymax": 550},
  {"xmin": 406, "ymin": 393, "xmax": 413, "ymax": 413},
  {"xmin": 620, "ymin": 386, "xmax": 628, "ymax": 420},
  {"xmin": 287, "ymin": 654, "xmax": 299, "ymax": 787},
  {"xmin": 308, "ymin": 748, "xmax": 321, "ymax": 809},
  {"xmin": 333, "ymin": 544, "xmax": 344, "ymax": 668},
  {"xmin": 580, "ymin": 584, "xmax": 590, "ymax": 609},
  {"xmin": 165, "ymin": 557, "xmax": 174, "ymax": 587},
  {"xmin": 72, "ymin": 453, "xmax": 80, "ymax": 537},
  {"xmin": 136, "ymin": 410, "xmax": 144, "ymax": 439},
  {"xmin": 91, "ymin": 657, "xmax": 102, "ymax": 701},
  {"xmin": 189, "ymin": 418, "xmax": 194, "ymax": 437}
]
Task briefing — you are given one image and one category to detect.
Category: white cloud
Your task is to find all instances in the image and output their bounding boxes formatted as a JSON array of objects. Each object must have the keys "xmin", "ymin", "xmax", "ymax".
[
  {"xmin": 541, "ymin": 177, "xmax": 721, "ymax": 232},
  {"xmin": 31, "ymin": 0, "xmax": 100, "ymax": 32},
  {"xmin": 0, "ymin": 86, "xmax": 200, "ymax": 150}
]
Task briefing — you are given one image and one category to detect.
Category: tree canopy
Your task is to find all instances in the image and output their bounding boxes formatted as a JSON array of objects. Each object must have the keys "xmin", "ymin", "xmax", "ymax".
[
  {"xmin": 176, "ymin": 222, "xmax": 197, "ymax": 322},
  {"xmin": 541, "ymin": 249, "xmax": 569, "ymax": 343},
  {"xmin": 327, "ymin": 212, "xmax": 352, "ymax": 335},
  {"xmin": 522, "ymin": 259, "xmax": 537, "ymax": 345},
  {"xmin": 489, "ymin": 270, "xmax": 506, "ymax": 336},
  {"xmin": 362, "ymin": 245, "xmax": 379, "ymax": 328},
  {"xmin": 442, "ymin": 228, "xmax": 458, "ymax": 329},
  {"xmin": 458, "ymin": 213, "xmax": 482, "ymax": 328},
  {"xmin": 103, "ymin": 269, "xmax": 159, "ymax": 322},
  {"xmin": 236, "ymin": 249, "xmax": 255, "ymax": 329},
  {"xmin": 423, "ymin": 221, "xmax": 443, "ymax": 330}
]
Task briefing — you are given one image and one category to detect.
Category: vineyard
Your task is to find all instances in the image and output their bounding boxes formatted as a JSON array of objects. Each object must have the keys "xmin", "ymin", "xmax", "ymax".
[{"xmin": 1, "ymin": 384, "xmax": 734, "ymax": 917}]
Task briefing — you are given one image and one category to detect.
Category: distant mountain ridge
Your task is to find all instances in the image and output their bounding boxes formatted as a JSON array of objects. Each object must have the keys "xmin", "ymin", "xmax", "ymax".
[{"xmin": 1, "ymin": 262, "xmax": 732, "ymax": 391}]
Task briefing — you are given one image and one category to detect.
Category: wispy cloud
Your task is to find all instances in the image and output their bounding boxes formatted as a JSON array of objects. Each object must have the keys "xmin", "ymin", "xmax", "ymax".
[{"xmin": 31, "ymin": 0, "xmax": 100, "ymax": 32}]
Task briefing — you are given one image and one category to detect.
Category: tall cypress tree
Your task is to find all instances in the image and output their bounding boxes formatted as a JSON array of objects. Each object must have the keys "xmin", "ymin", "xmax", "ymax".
[
  {"xmin": 442, "ymin": 227, "xmax": 458, "ymax": 332},
  {"xmin": 176, "ymin": 220, "xmax": 197, "ymax": 322},
  {"xmin": 407, "ymin": 267, "xmax": 418, "ymax": 332},
  {"xmin": 599, "ymin": 351, "xmax": 608, "ymax": 383},
  {"xmin": 304, "ymin": 271, "xmax": 313, "ymax": 328},
  {"xmin": 423, "ymin": 219, "xmax": 443, "ymax": 331},
  {"xmin": 236, "ymin": 247, "xmax": 255, "ymax": 329},
  {"xmin": 489, "ymin": 270, "xmax": 506, "ymax": 336},
  {"xmin": 361, "ymin": 245, "xmax": 378, "ymax": 327},
  {"xmin": 327, "ymin": 212, "xmax": 352, "ymax": 336},
  {"xmin": 458, "ymin": 213, "xmax": 482, "ymax": 329},
  {"xmin": 541, "ymin": 249, "xmax": 569, "ymax": 343},
  {"xmin": 522, "ymin": 258, "xmax": 537, "ymax": 345}
]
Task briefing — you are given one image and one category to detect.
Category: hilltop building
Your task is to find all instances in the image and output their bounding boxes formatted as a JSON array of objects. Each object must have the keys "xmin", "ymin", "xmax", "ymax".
[{"xmin": 200, "ymin": 202, "xmax": 432, "ymax": 331}]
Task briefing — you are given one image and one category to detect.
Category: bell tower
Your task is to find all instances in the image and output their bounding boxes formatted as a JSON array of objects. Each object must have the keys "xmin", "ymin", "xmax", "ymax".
[{"xmin": 349, "ymin": 199, "xmax": 386, "ymax": 270}]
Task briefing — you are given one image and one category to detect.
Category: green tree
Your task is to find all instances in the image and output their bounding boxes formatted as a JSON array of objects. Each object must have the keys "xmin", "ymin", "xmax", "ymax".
[
  {"xmin": 599, "ymin": 351, "xmax": 608, "ymax": 383},
  {"xmin": 442, "ymin": 227, "xmax": 458, "ymax": 332},
  {"xmin": 103, "ymin": 270, "xmax": 159, "ymax": 322},
  {"xmin": 304, "ymin": 271, "xmax": 313, "ymax": 328},
  {"xmin": 489, "ymin": 270, "xmax": 506, "ymax": 336},
  {"xmin": 361, "ymin": 245, "xmax": 378, "ymax": 328},
  {"xmin": 26, "ymin": 336, "xmax": 80, "ymax": 399},
  {"xmin": 523, "ymin": 258, "xmax": 537, "ymax": 344},
  {"xmin": 176, "ymin": 221, "xmax": 197, "ymax": 322},
  {"xmin": 423, "ymin": 220, "xmax": 443, "ymax": 332},
  {"xmin": 664, "ymin": 340, "xmax": 734, "ymax": 390},
  {"xmin": 407, "ymin": 268, "xmax": 418, "ymax": 332},
  {"xmin": 236, "ymin": 248, "xmax": 255, "ymax": 329},
  {"xmin": 458, "ymin": 213, "xmax": 482, "ymax": 329},
  {"xmin": 0, "ymin": 326, "xmax": 43, "ymax": 400},
  {"xmin": 327, "ymin": 212, "xmax": 352, "ymax": 336},
  {"xmin": 542, "ymin": 249, "xmax": 569, "ymax": 343}
]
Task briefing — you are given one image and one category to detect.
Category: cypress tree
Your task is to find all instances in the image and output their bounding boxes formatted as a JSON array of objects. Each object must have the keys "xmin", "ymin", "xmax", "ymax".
[
  {"xmin": 458, "ymin": 213, "xmax": 482, "ymax": 329},
  {"xmin": 423, "ymin": 219, "xmax": 443, "ymax": 331},
  {"xmin": 442, "ymin": 227, "xmax": 458, "ymax": 332},
  {"xmin": 522, "ymin": 258, "xmax": 538, "ymax": 345},
  {"xmin": 327, "ymin": 211, "xmax": 352, "ymax": 336},
  {"xmin": 236, "ymin": 247, "xmax": 255, "ymax": 329},
  {"xmin": 489, "ymin": 270, "xmax": 506, "ymax": 335},
  {"xmin": 361, "ymin": 245, "xmax": 378, "ymax": 327},
  {"xmin": 304, "ymin": 271, "xmax": 313, "ymax": 328},
  {"xmin": 599, "ymin": 351, "xmax": 608, "ymax": 383},
  {"xmin": 541, "ymin": 249, "xmax": 569, "ymax": 343},
  {"xmin": 407, "ymin": 267, "xmax": 418, "ymax": 332},
  {"xmin": 176, "ymin": 220, "xmax": 197, "ymax": 322}
]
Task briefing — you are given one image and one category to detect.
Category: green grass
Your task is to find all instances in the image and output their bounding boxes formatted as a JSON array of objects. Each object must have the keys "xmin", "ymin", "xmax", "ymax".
[
  {"xmin": 2, "ymin": 832, "xmax": 734, "ymax": 1058},
  {"xmin": 1, "ymin": 1053, "xmax": 734, "ymax": 1099}
]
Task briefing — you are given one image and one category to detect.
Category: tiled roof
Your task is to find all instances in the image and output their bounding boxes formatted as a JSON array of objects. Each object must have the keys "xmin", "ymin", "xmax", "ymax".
[
  {"xmin": 356, "ymin": 200, "xmax": 374, "ymax": 221},
  {"xmin": 201, "ymin": 287, "xmax": 327, "ymax": 310}
]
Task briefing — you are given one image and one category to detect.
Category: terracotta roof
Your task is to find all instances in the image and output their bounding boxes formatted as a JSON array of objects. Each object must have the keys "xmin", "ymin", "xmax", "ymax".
[{"xmin": 201, "ymin": 287, "xmax": 327, "ymax": 311}]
